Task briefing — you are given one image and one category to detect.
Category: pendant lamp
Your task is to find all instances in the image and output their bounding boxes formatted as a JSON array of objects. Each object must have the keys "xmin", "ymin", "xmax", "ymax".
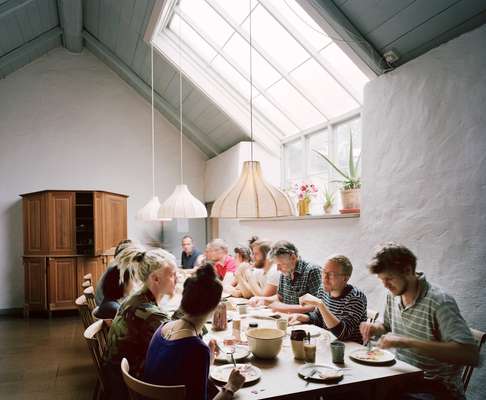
[
  {"xmin": 211, "ymin": 1, "xmax": 294, "ymax": 218},
  {"xmin": 159, "ymin": 20, "xmax": 207, "ymax": 219},
  {"xmin": 137, "ymin": 45, "xmax": 171, "ymax": 221}
]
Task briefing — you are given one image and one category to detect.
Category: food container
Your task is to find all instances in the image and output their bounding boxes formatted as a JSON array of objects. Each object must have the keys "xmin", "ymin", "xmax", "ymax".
[{"xmin": 246, "ymin": 328, "xmax": 285, "ymax": 359}]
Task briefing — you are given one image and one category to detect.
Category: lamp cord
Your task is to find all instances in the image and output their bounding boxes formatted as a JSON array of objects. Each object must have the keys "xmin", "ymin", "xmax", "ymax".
[
  {"xmin": 151, "ymin": 44, "xmax": 155, "ymax": 198},
  {"xmin": 179, "ymin": 15, "xmax": 184, "ymax": 185},
  {"xmin": 249, "ymin": 0, "xmax": 254, "ymax": 163}
]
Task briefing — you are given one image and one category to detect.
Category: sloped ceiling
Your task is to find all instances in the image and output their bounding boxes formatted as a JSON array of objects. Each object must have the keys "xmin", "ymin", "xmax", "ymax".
[{"xmin": 1, "ymin": 0, "xmax": 486, "ymax": 156}]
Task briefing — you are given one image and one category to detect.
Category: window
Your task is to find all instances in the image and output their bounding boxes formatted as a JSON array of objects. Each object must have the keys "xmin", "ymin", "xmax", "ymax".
[
  {"xmin": 150, "ymin": 0, "xmax": 371, "ymax": 154},
  {"xmin": 283, "ymin": 114, "xmax": 362, "ymax": 212}
]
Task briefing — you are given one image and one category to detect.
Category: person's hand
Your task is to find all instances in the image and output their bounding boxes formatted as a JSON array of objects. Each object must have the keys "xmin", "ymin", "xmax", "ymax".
[
  {"xmin": 269, "ymin": 301, "xmax": 282, "ymax": 312},
  {"xmin": 299, "ymin": 293, "xmax": 321, "ymax": 307},
  {"xmin": 208, "ymin": 339, "xmax": 219, "ymax": 364},
  {"xmin": 288, "ymin": 313, "xmax": 309, "ymax": 326},
  {"xmin": 359, "ymin": 321, "xmax": 375, "ymax": 344},
  {"xmin": 377, "ymin": 333, "xmax": 412, "ymax": 349},
  {"xmin": 225, "ymin": 368, "xmax": 245, "ymax": 393},
  {"xmin": 249, "ymin": 296, "xmax": 263, "ymax": 307}
]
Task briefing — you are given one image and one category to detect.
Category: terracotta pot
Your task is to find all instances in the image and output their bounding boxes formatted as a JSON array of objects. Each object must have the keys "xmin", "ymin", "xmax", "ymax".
[
  {"xmin": 340, "ymin": 189, "xmax": 360, "ymax": 210},
  {"xmin": 297, "ymin": 198, "xmax": 311, "ymax": 216}
]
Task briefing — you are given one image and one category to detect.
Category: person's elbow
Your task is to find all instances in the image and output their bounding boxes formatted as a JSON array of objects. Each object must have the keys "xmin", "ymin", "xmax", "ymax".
[{"xmin": 460, "ymin": 343, "xmax": 480, "ymax": 366}]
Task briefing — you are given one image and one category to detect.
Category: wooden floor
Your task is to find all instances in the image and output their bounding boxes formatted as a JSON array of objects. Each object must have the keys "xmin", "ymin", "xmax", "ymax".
[{"xmin": 0, "ymin": 315, "xmax": 95, "ymax": 400}]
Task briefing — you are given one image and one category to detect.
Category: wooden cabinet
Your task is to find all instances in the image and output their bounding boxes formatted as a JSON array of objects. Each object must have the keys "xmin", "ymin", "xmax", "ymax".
[
  {"xmin": 21, "ymin": 190, "xmax": 128, "ymax": 315},
  {"xmin": 23, "ymin": 257, "xmax": 47, "ymax": 314},
  {"xmin": 48, "ymin": 257, "xmax": 78, "ymax": 311}
]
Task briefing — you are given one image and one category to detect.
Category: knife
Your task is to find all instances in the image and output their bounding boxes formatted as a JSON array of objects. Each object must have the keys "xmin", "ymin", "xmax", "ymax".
[{"xmin": 304, "ymin": 368, "xmax": 317, "ymax": 386}]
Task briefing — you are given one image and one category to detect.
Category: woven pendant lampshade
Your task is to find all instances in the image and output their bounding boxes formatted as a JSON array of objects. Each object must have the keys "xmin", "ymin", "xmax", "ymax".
[
  {"xmin": 211, "ymin": 161, "xmax": 295, "ymax": 218},
  {"xmin": 137, "ymin": 196, "xmax": 162, "ymax": 221},
  {"xmin": 159, "ymin": 184, "xmax": 207, "ymax": 218},
  {"xmin": 210, "ymin": 1, "xmax": 294, "ymax": 219}
]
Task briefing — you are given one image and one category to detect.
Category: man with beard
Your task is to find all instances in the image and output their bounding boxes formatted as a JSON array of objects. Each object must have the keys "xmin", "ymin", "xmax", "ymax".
[
  {"xmin": 288, "ymin": 255, "xmax": 367, "ymax": 343},
  {"xmin": 360, "ymin": 242, "xmax": 478, "ymax": 400},
  {"xmin": 252, "ymin": 241, "xmax": 321, "ymax": 313},
  {"xmin": 235, "ymin": 240, "xmax": 280, "ymax": 300}
]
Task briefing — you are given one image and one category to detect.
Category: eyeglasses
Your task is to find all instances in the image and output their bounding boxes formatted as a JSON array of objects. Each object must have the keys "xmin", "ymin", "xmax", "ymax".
[{"xmin": 323, "ymin": 272, "xmax": 346, "ymax": 278}]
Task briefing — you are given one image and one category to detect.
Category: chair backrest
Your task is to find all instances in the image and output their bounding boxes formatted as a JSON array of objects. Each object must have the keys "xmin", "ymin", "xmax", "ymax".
[
  {"xmin": 84, "ymin": 320, "xmax": 109, "ymax": 393},
  {"xmin": 367, "ymin": 309, "xmax": 379, "ymax": 323},
  {"xmin": 76, "ymin": 294, "xmax": 94, "ymax": 329},
  {"xmin": 462, "ymin": 328, "xmax": 486, "ymax": 392},
  {"xmin": 84, "ymin": 286, "xmax": 97, "ymax": 312},
  {"xmin": 121, "ymin": 358, "xmax": 186, "ymax": 400}
]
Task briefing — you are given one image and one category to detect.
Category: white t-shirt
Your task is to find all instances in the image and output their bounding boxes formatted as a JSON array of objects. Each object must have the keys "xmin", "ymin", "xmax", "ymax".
[{"xmin": 253, "ymin": 264, "xmax": 280, "ymax": 290}]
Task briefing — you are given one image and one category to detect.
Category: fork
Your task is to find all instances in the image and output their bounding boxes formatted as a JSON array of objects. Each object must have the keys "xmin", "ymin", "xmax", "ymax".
[
  {"xmin": 304, "ymin": 368, "xmax": 317, "ymax": 386},
  {"xmin": 216, "ymin": 342, "xmax": 237, "ymax": 368}
]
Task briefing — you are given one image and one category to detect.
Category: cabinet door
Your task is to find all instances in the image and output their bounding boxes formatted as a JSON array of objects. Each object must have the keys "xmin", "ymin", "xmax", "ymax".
[
  {"xmin": 102, "ymin": 194, "xmax": 127, "ymax": 250},
  {"xmin": 24, "ymin": 257, "xmax": 47, "ymax": 312},
  {"xmin": 48, "ymin": 257, "xmax": 77, "ymax": 310},
  {"xmin": 23, "ymin": 194, "xmax": 48, "ymax": 255},
  {"xmin": 93, "ymin": 192, "xmax": 104, "ymax": 256},
  {"xmin": 47, "ymin": 192, "xmax": 76, "ymax": 255},
  {"xmin": 77, "ymin": 257, "xmax": 105, "ymax": 296}
]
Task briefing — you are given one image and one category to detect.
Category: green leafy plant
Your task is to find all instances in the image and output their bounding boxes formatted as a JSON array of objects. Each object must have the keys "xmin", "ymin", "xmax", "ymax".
[
  {"xmin": 313, "ymin": 131, "xmax": 361, "ymax": 190},
  {"xmin": 323, "ymin": 187, "xmax": 334, "ymax": 208}
]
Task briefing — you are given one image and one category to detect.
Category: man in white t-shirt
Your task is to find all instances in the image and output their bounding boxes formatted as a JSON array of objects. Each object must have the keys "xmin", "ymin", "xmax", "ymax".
[{"xmin": 247, "ymin": 240, "xmax": 280, "ymax": 301}]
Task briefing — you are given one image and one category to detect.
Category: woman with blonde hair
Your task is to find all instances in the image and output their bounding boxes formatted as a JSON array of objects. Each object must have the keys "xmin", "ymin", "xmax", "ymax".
[{"xmin": 103, "ymin": 246, "xmax": 178, "ymax": 399}]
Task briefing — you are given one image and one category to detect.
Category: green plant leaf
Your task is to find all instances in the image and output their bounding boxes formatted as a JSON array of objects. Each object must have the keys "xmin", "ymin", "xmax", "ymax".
[{"xmin": 313, "ymin": 150, "xmax": 350, "ymax": 180}]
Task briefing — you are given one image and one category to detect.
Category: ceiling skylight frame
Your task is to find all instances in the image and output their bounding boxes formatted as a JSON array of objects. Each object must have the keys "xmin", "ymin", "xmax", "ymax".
[{"xmin": 148, "ymin": 0, "xmax": 371, "ymax": 152}]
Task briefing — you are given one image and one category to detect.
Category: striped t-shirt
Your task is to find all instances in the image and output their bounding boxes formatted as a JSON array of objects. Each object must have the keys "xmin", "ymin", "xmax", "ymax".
[
  {"xmin": 384, "ymin": 272, "xmax": 475, "ymax": 399},
  {"xmin": 307, "ymin": 284, "xmax": 367, "ymax": 343}
]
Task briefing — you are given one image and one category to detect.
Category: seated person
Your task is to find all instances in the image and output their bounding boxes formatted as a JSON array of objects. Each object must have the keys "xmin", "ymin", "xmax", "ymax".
[
  {"xmin": 360, "ymin": 243, "xmax": 479, "ymax": 400},
  {"xmin": 103, "ymin": 247, "xmax": 179, "ymax": 399},
  {"xmin": 288, "ymin": 255, "xmax": 367, "ymax": 343},
  {"xmin": 207, "ymin": 238, "xmax": 236, "ymax": 281},
  {"xmin": 95, "ymin": 239, "xmax": 133, "ymax": 305},
  {"xmin": 144, "ymin": 264, "xmax": 245, "ymax": 400},
  {"xmin": 240, "ymin": 240, "xmax": 280, "ymax": 300},
  {"xmin": 228, "ymin": 246, "xmax": 253, "ymax": 298},
  {"xmin": 181, "ymin": 235, "xmax": 202, "ymax": 269},
  {"xmin": 251, "ymin": 241, "xmax": 321, "ymax": 313},
  {"xmin": 94, "ymin": 257, "xmax": 138, "ymax": 320},
  {"xmin": 247, "ymin": 235, "xmax": 260, "ymax": 261}
]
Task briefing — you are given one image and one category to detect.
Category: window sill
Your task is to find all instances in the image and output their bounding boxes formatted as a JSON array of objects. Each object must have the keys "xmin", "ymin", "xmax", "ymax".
[{"xmin": 239, "ymin": 213, "xmax": 360, "ymax": 222}]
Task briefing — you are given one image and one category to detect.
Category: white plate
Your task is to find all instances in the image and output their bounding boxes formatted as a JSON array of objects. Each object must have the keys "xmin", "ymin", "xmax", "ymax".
[
  {"xmin": 349, "ymin": 348, "xmax": 395, "ymax": 364},
  {"xmin": 214, "ymin": 345, "xmax": 250, "ymax": 363},
  {"xmin": 210, "ymin": 363, "xmax": 262, "ymax": 384},
  {"xmin": 298, "ymin": 364, "xmax": 344, "ymax": 382},
  {"xmin": 287, "ymin": 324, "xmax": 324, "ymax": 338}
]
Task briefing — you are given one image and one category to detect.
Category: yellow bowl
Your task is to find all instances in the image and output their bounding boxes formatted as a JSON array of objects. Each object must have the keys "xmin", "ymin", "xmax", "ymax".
[{"xmin": 246, "ymin": 328, "xmax": 285, "ymax": 359}]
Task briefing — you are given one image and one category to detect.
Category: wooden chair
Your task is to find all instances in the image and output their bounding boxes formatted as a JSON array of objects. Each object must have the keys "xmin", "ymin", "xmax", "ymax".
[
  {"xmin": 84, "ymin": 320, "xmax": 109, "ymax": 400},
  {"xmin": 75, "ymin": 294, "xmax": 94, "ymax": 329},
  {"xmin": 463, "ymin": 328, "xmax": 486, "ymax": 392},
  {"xmin": 84, "ymin": 286, "xmax": 97, "ymax": 312},
  {"xmin": 367, "ymin": 309, "xmax": 379, "ymax": 323},
  {"xmin": 121, "ymin": 358, "xmax": 186, "ymax": 400}
]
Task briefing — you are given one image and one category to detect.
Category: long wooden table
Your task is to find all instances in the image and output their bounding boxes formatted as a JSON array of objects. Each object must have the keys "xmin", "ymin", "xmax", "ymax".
[{"xmin": 206, "ymin": 315, "xmax": 422, "ymax": 400}]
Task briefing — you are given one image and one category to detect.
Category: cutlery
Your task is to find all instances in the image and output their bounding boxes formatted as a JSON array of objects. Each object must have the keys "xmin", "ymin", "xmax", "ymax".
[{"xmin": 304, "ymin": 368, "xmax": 317, "ymax": 386}]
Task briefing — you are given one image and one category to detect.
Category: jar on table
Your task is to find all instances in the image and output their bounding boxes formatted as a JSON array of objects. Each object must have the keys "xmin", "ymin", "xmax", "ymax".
[{"xmin": 212, "ymin": 301, "xmax": 227, "ymax": 331}]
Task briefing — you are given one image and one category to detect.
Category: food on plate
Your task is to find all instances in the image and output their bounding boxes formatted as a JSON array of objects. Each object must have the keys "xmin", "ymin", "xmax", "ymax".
[{"xmin": 353, "ymin": 348, "xmax": 385, "ymax": 360}]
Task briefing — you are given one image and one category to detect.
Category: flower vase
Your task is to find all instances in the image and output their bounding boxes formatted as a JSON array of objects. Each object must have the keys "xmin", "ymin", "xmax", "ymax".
[{"xmin": 298, "ymin": 197, "xmax": 311, "ymax": 216}]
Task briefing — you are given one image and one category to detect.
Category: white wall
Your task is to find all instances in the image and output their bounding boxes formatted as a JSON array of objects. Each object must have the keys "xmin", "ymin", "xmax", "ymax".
[
  {"xmin": 216, "ymin": 25, "xmax": 486, "ymax": 399},
  {"xmin": 0, "ymin": 47, "xmax": 208, "ymax": 309},
  {"xmin": 205, "ymin": 141, "xmax": 280, "ymax": 202}
]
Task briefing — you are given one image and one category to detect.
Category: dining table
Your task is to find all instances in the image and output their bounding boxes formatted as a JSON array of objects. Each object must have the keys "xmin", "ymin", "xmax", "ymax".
[{"xmin": 202, "ymin": 300, "xmax": 423, "ymax": 400}]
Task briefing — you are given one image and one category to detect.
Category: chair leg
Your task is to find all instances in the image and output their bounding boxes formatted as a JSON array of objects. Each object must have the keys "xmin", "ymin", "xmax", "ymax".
[{"xmin": 93, "ymin": 379, "xmax": 100, "ymax": 400}]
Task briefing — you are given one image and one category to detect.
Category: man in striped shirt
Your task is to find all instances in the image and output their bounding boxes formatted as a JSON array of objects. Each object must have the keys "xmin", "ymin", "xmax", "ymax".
[
  {"xmin": 288, "ymin": 255, "xmax": 367, "ymax": 343},
  {"xmin": 360, "ymin": 243, "xmax": 479, "ymax": 400}
]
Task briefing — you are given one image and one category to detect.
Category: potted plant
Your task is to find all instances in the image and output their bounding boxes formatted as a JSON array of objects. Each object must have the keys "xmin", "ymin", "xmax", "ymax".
[
  {"xmin": 313, "ymin": 131, "xmax": 361, "ymax": 211},
  {"xmin": 323, "ymin": 187, "xmax": 334, "ymax": 214}
]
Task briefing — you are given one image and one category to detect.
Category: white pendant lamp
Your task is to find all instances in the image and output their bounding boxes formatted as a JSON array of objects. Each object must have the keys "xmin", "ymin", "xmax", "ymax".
[
  {"xmin": 159, "ymin": 20, "xmax": 207, "ymax": 219},
  {"xmin": 211, "ymin": 1, "xmax": 294, "ymax": 219},
  {"xmin": 137, "ymin": 44, "xmax": 171, "ymax": 221}
]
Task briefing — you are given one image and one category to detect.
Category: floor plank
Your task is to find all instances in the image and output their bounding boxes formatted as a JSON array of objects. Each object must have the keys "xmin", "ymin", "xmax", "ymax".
[{"xmin": 0, "ymin": 315, "xmax": 95, "ymax": 400}]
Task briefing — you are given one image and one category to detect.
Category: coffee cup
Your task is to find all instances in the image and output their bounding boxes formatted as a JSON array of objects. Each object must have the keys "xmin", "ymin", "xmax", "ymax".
[
  {"xmin": 304, "ymin": 340, "xmax": 316, "ymax": 363},
  {"xmin": 238, "ymin": 304, "xmax": 247, "ymax": 315},
  {"xmin": 290, "ymin": 329, "xmax": 306, "ymax": 360},
  {"xmin": 330, "ymin": 340, "xmax": 345, "ymax": 364},
  {"xmin": 276, "ymin": 318, "xmax": 288, "ymax": 332}
]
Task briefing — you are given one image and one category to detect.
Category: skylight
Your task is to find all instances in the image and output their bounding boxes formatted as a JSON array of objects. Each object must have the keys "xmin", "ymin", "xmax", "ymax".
[{"xmin": 150, "ymin": 0, "xmax": 371, "ymax": 152}]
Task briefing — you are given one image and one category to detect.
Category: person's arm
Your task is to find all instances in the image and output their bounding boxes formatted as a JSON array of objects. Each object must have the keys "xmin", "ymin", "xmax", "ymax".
[
  {"xmin": 269, "ymin": 302, "xmax": 315, "ymax": 313},
  {"xmin": 213, "ymin": 369, "xmax": 245, "ymax": 400},
  {"xmin": 261, "ymin": 283, "xmax": 278, "ymax": 297},
  {"xmin": 288, "ymin": 313, "xmax": 310, "ymax": 325},
  {"xmin": 360, "ymin": 321, "xmax": 387, "ymax": 343}
]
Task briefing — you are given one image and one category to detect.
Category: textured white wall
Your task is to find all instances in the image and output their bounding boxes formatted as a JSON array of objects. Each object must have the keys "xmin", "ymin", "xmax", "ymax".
[
  {"xmin": 218, "ymin": 25, "xmax": 486, "ymax": 399},
  {"xmin": 0, "ymin": 48, "xmax": 208, "ymax": 309}
]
